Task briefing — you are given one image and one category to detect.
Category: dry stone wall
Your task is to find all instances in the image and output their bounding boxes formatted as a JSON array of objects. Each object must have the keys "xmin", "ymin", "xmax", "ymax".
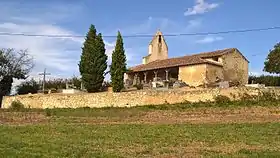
[{"xmin": 2, "ymin": 87, "xmax": 279, "ymax": 109}]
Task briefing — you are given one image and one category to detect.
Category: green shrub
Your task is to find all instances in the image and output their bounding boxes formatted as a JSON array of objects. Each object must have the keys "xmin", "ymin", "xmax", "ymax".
[
  {"xmin": 238, "ymin": 91, "xmax": 278, "ymax": 102},
  {"xmin": 16, "ymin": 78, "xmax": 39, "ymax": 95},
  {"xmin": 45, "ymin": 108, "xmax": 52, "ymax": 116},
  {"xmin": 240, "ymin": 93, "xmax": 256, "ymax": 101},
  {"xmin": 260, "ymin": 91, "xmax": 278, "ymax": 101},
  {"xmin": 214, "ymin": 95, "xmax": 231, "ymax": 104},
  {"xmin": 10, "ymin": 100, "xmax": 25, "ymax": 111}
]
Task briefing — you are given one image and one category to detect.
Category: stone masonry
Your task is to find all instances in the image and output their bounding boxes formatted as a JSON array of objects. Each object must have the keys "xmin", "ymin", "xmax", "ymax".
[{"xmin": 2, "ymin": 87, "xmax": 279, "ymax": 109}]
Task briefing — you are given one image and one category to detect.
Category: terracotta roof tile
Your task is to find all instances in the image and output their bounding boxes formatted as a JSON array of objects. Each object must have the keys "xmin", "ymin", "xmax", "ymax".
[
  {"xmin": 193, "ymin": 48, "xmax": 235, "ymax": 58},
  {"xmin": 129, "ymin": 48, "xmax": 237, "ymax": 72}
]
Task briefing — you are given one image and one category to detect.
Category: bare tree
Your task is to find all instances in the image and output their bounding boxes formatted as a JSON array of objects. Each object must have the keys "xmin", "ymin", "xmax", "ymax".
[{"xmin": 0, "ymin": 48, "xmax": 34, "ymax": 107}]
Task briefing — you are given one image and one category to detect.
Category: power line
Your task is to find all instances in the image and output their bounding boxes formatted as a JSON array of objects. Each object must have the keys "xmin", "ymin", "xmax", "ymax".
[{"xmin": 0, "ymin": 26, "xmax": 279, "ymax": 38}]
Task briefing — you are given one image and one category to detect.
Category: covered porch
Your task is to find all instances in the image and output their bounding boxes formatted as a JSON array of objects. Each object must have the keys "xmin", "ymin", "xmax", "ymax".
[{"xmin": 125, "ymin": 67, "xmax": 179, "ymax": 88}]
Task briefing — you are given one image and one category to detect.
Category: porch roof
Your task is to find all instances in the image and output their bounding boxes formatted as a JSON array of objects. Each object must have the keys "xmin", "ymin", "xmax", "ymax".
[{"xmin": 128, "ymin": 48, "xmax": 232, "ymax": 72}]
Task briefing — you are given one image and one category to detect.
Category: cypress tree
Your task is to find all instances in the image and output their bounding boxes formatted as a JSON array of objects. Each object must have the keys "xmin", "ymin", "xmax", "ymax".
[
  {"xmin": 110, "ymin": 31, "xmax": 127, "ymax": 92},
  {"xmin": 79, "ymin": 25, "xmax": 107, "ymax": 92}
]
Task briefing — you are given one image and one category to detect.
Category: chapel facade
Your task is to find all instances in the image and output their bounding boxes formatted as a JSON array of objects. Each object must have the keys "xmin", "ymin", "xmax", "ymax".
[{"xmin": 125, "ymin": 31, "xmax": 249, "ymax": 87}]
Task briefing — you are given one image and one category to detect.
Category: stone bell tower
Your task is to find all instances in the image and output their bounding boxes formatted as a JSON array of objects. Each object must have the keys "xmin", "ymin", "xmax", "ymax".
[{"xmin": 142, "ymin": 30, "xmax": 168, "ymax": 64}]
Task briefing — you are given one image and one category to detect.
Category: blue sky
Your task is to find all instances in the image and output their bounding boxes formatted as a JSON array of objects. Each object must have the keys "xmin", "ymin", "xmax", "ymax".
[{"xmin": 0, "ymin": 0, "xmax": 279, "ymax": 83}]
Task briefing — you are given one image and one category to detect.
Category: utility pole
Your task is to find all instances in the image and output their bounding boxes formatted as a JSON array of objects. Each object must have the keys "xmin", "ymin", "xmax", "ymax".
[{"xmin": 38, "ymin": 68, "xmax": 51, "ymax": 92}]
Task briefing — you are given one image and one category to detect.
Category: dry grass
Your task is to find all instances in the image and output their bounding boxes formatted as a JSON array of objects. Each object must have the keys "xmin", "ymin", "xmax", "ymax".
[
  {"xmin": 0, "ymin": 112, "xmax": 49, "ymax": 125},
  {"xmin": 1, "ymin": 106, "xmax": 279, "ymax": 125},
  {"xmin": 0, "ymin": 101, "xmax": 280, "ymax": 157}
]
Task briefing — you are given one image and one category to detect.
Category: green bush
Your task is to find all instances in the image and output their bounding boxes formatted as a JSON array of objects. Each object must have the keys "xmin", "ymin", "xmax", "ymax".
[
  {"xmin": 16, "ymin": 78, "xmax": 39, "ymax": 95},
  {"xmin": 259, "ymin": 91, "xmax": 278, "ymax": 101},
  {"xmin": 45, "ymin": 108, "xmax": 52, "ymax": 116},
  {"xmin": 10, "ymin": 100, "xmax": 25, "ymax": 111},
  {"xmin": 214, "ymin": 95, "xmax": 231, "ymax": 104},
  {"xmin": 240, "ymin": 93, "xmax": 257, "ymax": 101}
]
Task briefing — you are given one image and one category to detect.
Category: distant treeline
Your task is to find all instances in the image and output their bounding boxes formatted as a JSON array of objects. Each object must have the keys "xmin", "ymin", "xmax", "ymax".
[{"xmin": 248, "ymin": 75, "xmax": 280, "ymax": 86}]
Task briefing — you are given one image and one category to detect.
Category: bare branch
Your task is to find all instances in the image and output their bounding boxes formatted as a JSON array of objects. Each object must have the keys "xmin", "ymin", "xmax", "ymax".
[{"xmin": 0, "ymin": 48, "xmax": 34, "ymax": 80}]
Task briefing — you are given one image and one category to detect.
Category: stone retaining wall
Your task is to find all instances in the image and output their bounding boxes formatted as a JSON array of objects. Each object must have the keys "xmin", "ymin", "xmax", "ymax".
[{"xmin": 2, "ymin": 87, "xmax": 279, "ymax": 109}]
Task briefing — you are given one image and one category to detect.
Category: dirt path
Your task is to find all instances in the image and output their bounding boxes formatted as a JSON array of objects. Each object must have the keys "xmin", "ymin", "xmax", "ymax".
[{"xmin": 1, "ymin": 107, "xmax": 279, "ymax": 125}]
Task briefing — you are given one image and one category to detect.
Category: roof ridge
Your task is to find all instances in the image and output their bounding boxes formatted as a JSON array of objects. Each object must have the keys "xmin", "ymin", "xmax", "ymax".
[{"xmin": 188, "ymin": 48, "xmax": 235, "ymax": 56}]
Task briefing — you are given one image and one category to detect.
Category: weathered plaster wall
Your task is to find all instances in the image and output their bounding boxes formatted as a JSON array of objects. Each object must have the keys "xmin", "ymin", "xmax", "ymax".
[
  {"xmin": 178, "ymin": 64, "xmax": 207, "ymax": 86},
  {"xmin": 142, "ymin": 55, "xmax": 150, "ymax": 64},
  {"xmin": 2, "ymin": 87, "xmax": 278, "ymax": 109},
  {"xmin": 145, "ymin": 31, "xmax": 168, "ymax": 64},
  {"xmin": 206, "ymin": 64, "xmax": 224, "ymax": 84},
  {"xmin": 222, "ymin": 49, "xmax": 249, "ymax": 85}
]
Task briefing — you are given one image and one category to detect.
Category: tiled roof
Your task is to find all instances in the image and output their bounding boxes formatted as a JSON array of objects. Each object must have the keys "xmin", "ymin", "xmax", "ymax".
[
  {"xmin": 129, "ymin": 48, "xmax": 239, "ymax": 72},
  {"xmin": 193, "ymin": 48, "xmax": 234, "ymax": 58}
]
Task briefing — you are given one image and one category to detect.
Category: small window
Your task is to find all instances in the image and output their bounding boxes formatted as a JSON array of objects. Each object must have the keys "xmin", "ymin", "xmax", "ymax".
[{"xmin": 158, "ymin": 35, "xmax": 162, "ymax": 43}]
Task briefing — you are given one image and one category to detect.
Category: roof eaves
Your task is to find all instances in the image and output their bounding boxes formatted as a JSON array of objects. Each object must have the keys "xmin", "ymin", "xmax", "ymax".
[{"xmin": 129, "ymin": 59, "xmax": 223, "ymax": 72}]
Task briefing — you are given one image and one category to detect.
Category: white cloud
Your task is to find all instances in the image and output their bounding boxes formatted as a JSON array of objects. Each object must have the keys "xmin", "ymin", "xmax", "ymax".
[
  {"xmin": 120, "ymin": 16, "xmax": 202, "ymax": 37},
  {"xmin": 184, "ymin": 0, "xmax": 219, "ymax": 16},
  {"xmin": 0, "ymin": 22, "xmax": 83, "ymax": 73},
  {"xmin": 0, "ymin": 2, "xmax": 87, "ymax": 78},
  {"xmin": 0, "ymin": 19, "xmax": 121, "ymax": 77},
  {"xmin": 0, "ymin": 1, "xmax": 205, "ymax": 90},
  {"xmin": 111, "ymin": 16, "xmax": 205, "ymax": 64},
  {"xmin": 0, "ymin": 2, "xmax": 135, "ymax": 91},
  {"xmin": 196, "ymin": 36, "xmax": 223, "ymax": 44},
  {"xmin": 0, "ymin": 1, "xmax": 83, "ymax": 24},
  {"xmin": 0, "ymin": 22, "xmax": 120, "ymax": 84}
]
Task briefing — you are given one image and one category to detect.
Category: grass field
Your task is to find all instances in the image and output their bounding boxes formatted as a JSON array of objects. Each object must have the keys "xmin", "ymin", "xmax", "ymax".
[
  {"xmin": 0, "ymin": 123, "xmax": 279, "ymax": 157},
  {"xmin": 0, "ymin": 98, "xmax": 280, "ymax": 157}
]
